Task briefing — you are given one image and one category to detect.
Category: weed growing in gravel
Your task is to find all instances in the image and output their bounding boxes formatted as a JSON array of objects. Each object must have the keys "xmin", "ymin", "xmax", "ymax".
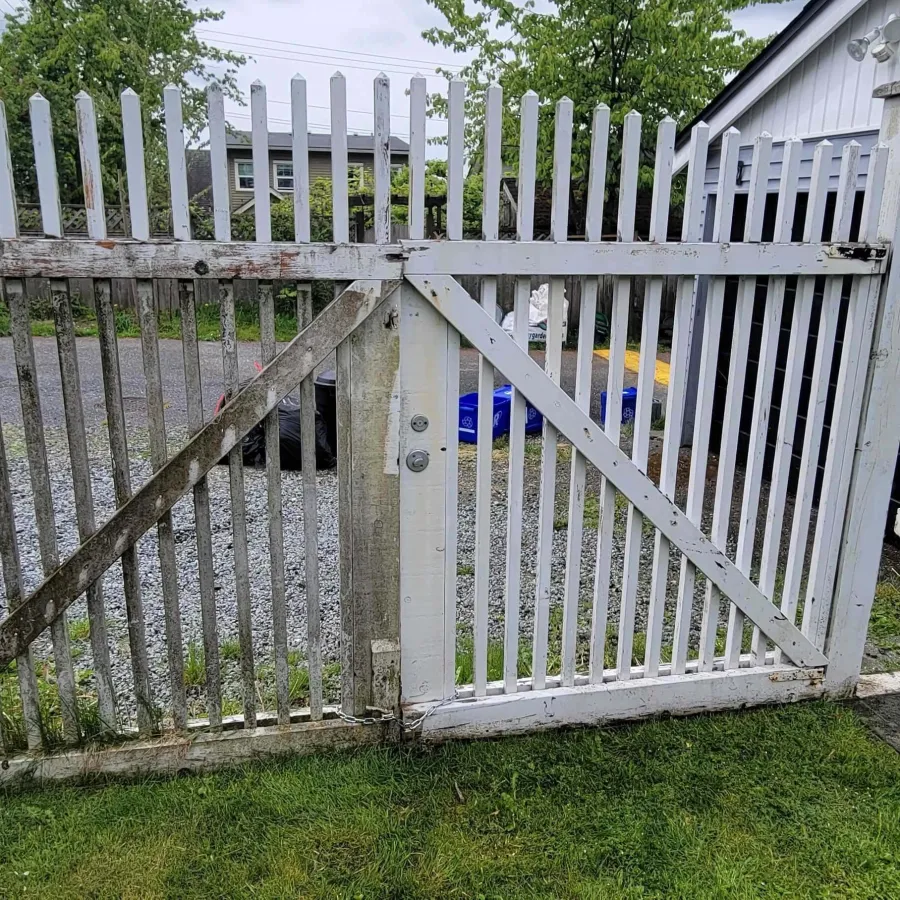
[
  {"xmin": 289, "ymin": 665, "xmax": 310, "ymax": 704},
  {"xmin": 183, "ymin": 643, "xmax": 206, "ymax": 689},
  {"xmin": 554, "ymin": 491, "xmax": 600, "ymax": 531},
  {"xmin": 455, "ymin": 608, "xmax": 681, "ymax": 686},
  {"xmin": 68, "ymin": 618, "xmax": 91, "ymax": 643},
  {"xmin": 0, "ymin": 659, "xmax": 111, "ymax": 753},
  {"xmin": 219, "ymin": 640, "xmax": 241, "ymax": 662},
  {"xmin": 456, "ymin": 564, "xmax": 474, "ymax": 577},
  {"xmin": 221, "ymin": 697, "xmax": 243, "ymax": 717}
]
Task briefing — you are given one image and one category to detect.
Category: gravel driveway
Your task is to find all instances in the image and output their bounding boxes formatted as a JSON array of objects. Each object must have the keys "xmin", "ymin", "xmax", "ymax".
[{"xmin": 1, "ymin": 335, "xmax": 691, "ymax": 728}]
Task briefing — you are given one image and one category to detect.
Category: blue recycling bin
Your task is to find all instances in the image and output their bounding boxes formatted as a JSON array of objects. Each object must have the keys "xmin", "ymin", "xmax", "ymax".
[
  {"xmin": 600, "ymin": 386, "xmax": 638, "ymax": 426},
  {"xmin": 459, "ymin": 385, "xmax": 543, "ymax": 443}
]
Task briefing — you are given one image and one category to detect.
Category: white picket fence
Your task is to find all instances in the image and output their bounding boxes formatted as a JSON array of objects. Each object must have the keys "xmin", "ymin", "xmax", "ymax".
[{"xmin": 1, "ymin": 68, "xmax": 899, "ymax": 779}]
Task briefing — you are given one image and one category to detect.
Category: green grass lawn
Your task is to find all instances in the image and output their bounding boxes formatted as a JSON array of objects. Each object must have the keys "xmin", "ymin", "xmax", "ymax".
[
  {"xmin": 2, "ymin": 702, "xmax": 900, "ymax": 898},
  {"xmin": 0, "ymin": 300, "xmax": 301, "ymax": 344}
]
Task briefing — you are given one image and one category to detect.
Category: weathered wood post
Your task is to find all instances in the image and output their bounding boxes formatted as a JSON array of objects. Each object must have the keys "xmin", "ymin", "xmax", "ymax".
[
  {"xmin": 336, "ymin": 284, "xmax": 402, "ymax": 718},
  {"xmin": 825, "ymin": 73, "xmax": 900, "ymax": 694}
]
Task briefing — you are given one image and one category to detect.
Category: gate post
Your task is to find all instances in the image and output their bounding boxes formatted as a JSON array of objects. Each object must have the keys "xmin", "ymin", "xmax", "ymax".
[
  {"xmin": 398, "ymin": 280, "xmax": 458, "ymax": 708},
  {"xmin": 825, "ymin": 85, "xmax": 900, "ymax": 695},
  {"xmin": 336, "ymin": 283, "xmax": 402, "ymax": 717}
]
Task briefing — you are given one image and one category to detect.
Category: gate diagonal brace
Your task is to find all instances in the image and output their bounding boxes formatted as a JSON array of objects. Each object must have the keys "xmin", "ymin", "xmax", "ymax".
[
  {"xmin": 0, "ymin": 280, "xmax": 401, "ymax": 667},
  {"xmin": 406, "ymin": 273, "xmax": 828, "ymax": 670}
]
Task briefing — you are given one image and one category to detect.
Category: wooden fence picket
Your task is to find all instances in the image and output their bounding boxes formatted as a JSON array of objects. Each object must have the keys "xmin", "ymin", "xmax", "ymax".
[
  {"xmin": 505, "ymin": 90, "xmax": 539, "ymax": 693},
  {"xmin": 672, "ymin": 127, "xmax": 740, "ymax": 675},
  {"xmin": 702, "ymin": 131, "xmax": 772, "ymax": 672},
  {"xmin": 532, "ymin": 96, "xmax": 572, "ymax": 690},
  {"xmin": 617, "ymin": 116, "xmax": 673, "ymax": 681}
]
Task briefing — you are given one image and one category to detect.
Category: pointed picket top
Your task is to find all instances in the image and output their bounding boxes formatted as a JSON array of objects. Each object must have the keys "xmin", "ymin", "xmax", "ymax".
[
  {"xmin": 163, "ymin": 85, "xmax": 190, "ymax": 239},
  {"xmin": 660, "ymin": 114, "xmax": 676, "ymax": 125},
  {"xmin": 376, "ymin": 70, "xmax": 388, "ymax": 79},
  {"xmin": 75, "ymin": 90, "xmax": 106, "ymax": 240},
  {"xmin": 332, "ymin": 70, "xmax": 345, "ymax": 80},
  {"xmin": 0, "ymin": 100, "xmax": 19, "ymax": 239},
  {"xmin": 773, "ymin": 136, "xmax": 802, "ymax": 244},
  {"xmin": 252, "ymin": 78, "xmax": 265, "ymax": 88},
  {"xmin": 30, "ymin": 92, "xmax": 47, "ymax": 102},
  {"xmin": 446, "ymin": 78, "xmax": 465, "ymax": 240},
  {"xmin": 523, "ymin": 89, "xmax": 538, "ymax": 97},
  {"xmin": 207, "ymin": 81, "xmax": 223, "ymax": 97},
  {"xmin": 121, "ymin": 86, "xmax": 150, "ymax": 241},
  {"xmin": 290, "ymin": 71, "xmax": 310, "ymax": 243},
  {"xmin": 846, "ymin": 138, "xmax": 861, "ymax": 149},
  {"xmin": 414, "ymin": 71, "xmax": 424, "ymax": 80},
  {"xmin": 584, "ymin": 102, "xmax": 610, "ymax": 242},
  {"xmin": 681, "ymin": 121, "xmax": 710, "ymax": 243},
  {"xmin": 408, "ymin": 73, "xmax": 427, "ymax": 240},
  {"xmin": 164, "ymin": 83, "xmax": 179, "ymax": 93},
  {"xmin": 29, "ymin": 92, "xmax": 63, "ymax": 237},
  {"xmin": 862, "ymin": 141, "xmax": 889, "ymax": 242}
]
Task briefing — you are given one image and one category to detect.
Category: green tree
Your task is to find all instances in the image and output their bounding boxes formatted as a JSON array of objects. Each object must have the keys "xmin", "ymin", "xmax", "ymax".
[
  {"xmin": 0, "ymin": 0, "xmax": 244, "ymax": 207},
  {"xmin": 423, "ymin": 0, "xmax": 783, "ymax": 211}
]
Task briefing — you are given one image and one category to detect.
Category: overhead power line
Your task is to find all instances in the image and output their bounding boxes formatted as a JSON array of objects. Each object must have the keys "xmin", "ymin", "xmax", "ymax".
[
  {"xmin": 226, "ymin": 110, "xmax": 413, "ymax": 140},
  {"xmin": 265, "ymin": 97, "xmax": 447, "ymax": 124},
  {"xmin": 197, "ymin": 29, "xmax": 464, "ymax": 71},
  {"xmin": 202, "ymin": 38, "xmax": 452, "ymax": 78}
]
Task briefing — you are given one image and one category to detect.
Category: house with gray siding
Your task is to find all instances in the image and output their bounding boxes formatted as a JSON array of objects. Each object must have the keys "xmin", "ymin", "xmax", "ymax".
[
  {"xmin": 224, "ymin": 131, "xmax": 410, "ymax": 213},
  {"xmin": 672, "ymin": 0, "xmax": 900, "ymax": 534}
]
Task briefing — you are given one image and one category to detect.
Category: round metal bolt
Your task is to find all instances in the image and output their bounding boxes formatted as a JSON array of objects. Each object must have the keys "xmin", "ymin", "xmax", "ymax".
[
  {"xmin": 411, "ymin": 414, "xmax": 429, "ymax": 433},
  {"xmin": 406, "ymin": 449, "xmax": 429, "ymax": 472}
]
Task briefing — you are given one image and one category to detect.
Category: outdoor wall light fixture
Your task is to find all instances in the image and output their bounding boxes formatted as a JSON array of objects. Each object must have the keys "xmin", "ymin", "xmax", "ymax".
[{"xmin": 848, "ymin": 15, "xmax": 900, "ymax": 62}]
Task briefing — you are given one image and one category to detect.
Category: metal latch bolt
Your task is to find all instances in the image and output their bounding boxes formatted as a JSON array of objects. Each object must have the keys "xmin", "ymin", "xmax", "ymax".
[{"xmin": 406, "ymin": 449, "xmax": 429, "ymax": 472}]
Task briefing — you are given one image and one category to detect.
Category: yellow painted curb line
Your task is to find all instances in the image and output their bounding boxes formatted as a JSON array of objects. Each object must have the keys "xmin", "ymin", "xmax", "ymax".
[{"xmin": 594, "ymin": 347, "xmax": 671, "ymax": 387}]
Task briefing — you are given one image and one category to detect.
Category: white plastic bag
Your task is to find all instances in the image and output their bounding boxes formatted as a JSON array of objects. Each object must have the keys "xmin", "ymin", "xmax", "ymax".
[{"xmin": 500, "ymin": 283, "xmax": 568, "ymax": 344}]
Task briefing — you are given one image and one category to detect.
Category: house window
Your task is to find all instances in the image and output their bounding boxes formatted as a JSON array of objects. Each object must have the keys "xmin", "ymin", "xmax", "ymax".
[
  {"xmin": 273, "ymin": 161, "xmax": 294, "ymax": 192},
  {"xmin": 235, "ymin": 160, "xmax": 254, "ymax": 191}
]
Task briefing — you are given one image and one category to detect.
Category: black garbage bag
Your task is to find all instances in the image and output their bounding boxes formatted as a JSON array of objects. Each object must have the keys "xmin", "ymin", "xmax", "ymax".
[
  {"xmin": 216, "ymin": 377, "xmax": 336, "ymax": 470},
  {"xmin": 239, "ymin": 394, "xmax": 335, "ymax": 470}
]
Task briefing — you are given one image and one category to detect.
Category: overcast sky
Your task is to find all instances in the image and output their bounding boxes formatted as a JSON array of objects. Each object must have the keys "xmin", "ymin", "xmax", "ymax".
[
  {"xmin": 201, "ymin": 0, "xmax": 807, "ymax": 144},
  {"xmin": 0, "ymin": 0, "xmax": 807, "ymax": 140}
]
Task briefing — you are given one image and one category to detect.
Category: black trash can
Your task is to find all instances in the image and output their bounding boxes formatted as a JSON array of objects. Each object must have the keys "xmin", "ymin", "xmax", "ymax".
[{"xmin": 315, "ymin": 370, "xmax": 337, "ymax": 460}]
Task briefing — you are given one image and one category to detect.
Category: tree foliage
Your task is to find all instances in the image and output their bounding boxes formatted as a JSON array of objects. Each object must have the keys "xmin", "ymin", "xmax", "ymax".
[
  {"xmin": 423, "ymin": 0, "xmax": 783, "ymax": 200},
  {"xmin": 0, "ymin": 0, "xmax": 244, "ymax": 206},
  {"xmin": 207, "ymin": 162, "xmax": 485, "ymax": 241}
]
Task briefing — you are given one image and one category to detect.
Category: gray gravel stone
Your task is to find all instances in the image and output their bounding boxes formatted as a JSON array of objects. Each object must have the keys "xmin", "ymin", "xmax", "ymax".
[{"xmin": 2, "ymin": 422, "xmax": 786, "ymax": 727}]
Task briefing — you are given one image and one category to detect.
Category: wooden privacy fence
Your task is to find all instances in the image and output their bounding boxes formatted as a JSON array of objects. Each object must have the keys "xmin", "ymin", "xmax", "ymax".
[{"xmin": 1, "ymin": 71, "xmax": 899, "ymax": 779}]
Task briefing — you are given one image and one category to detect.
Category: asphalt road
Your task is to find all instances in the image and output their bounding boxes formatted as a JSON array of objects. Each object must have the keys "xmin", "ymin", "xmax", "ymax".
[{"xmin": 0, "ymin": 337, "xmax": 654, "ymax": 430}]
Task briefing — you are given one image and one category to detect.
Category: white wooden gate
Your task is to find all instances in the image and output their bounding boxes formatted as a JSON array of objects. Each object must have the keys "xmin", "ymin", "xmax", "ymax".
[{"xmin": 1, "ymin": 70, "xmax": 899, "ymax": 775}]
